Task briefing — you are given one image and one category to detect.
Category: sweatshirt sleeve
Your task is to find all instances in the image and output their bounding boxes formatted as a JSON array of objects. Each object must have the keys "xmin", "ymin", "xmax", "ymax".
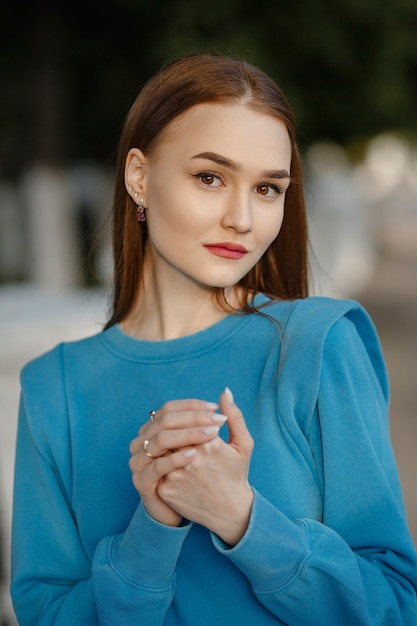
[
  {"xmin": 92, "ymin": 501, "xmax": 191, "ymax": 624},
  {"xmin": 11, "ymin": 357, "xmax": 191, "ymax": 626},
  {"xmin": 212, "ymin": 309, "xmax": 417, "ymax": 625}
]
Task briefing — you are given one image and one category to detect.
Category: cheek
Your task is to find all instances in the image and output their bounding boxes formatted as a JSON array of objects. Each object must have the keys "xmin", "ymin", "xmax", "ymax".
[
  {"xmin": 257, "ymin": 208, "xmax": 285, "ymax": 248},
  {"xmin": 150, "ymin": 207, "xmax": 202, "ymax": 239},
  {"xmin": 146, "ymin": 184, "xmax": 183, "ymax": 233},
  {"xmin": 148, "ymin": 188, "xmax": 214, "ymax": 239}
]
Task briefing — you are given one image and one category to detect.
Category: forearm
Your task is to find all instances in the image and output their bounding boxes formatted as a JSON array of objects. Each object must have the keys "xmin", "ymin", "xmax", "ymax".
[
  {"xmin": 13, "ymin": 502, "xmax": 191, "ymax": 626},
  {"xmin": 12, "ymin": 399, "xmax": 191, "ymax": 625},
  {"xmin": 11, "ymin": 578, "xmax": 98, "ymax": 626},
  {"xmin": 92, "ymin": 502, "xmax": 192, "ymax": 624},
  {"xmin": 212, "ymin": 490, "xmax": 417, "ymax": 625}
]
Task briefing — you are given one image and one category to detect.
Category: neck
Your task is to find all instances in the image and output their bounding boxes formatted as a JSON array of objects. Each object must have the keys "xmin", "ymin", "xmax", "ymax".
[
  {"xmin": 123, "ymin": 291, "xmax": 228, "ymax": 341},
  {"xmin": 122, "ymin": 262, "xmax": 240, "ymax": 341}
]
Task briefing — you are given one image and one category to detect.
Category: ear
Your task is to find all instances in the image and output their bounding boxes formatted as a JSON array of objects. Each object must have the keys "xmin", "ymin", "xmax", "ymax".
[{"xmin": 124, "ymin": 148, "xmax": 148, "ymax": 202}]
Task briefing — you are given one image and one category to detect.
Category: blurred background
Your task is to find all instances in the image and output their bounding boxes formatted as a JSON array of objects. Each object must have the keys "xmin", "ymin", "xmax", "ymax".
[{"xmin": 1, "ymin": 0, "xmax": 416, "ymax": 622}]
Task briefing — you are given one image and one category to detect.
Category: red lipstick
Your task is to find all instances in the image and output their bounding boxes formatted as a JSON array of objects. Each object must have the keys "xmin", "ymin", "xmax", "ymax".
[{"xmin": 203, "ymin": 242, "xmax": 248, "ymax": 260}]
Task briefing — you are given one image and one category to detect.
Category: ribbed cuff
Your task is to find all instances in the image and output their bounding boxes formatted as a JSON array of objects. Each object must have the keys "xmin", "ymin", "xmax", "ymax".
[
  {"xmin": 112, "ymin": 501, "xmax": 192, "ymax": 589},
  {"xmin": 211, "ymin": 490, "xmax": 308, "ymax": 591}
]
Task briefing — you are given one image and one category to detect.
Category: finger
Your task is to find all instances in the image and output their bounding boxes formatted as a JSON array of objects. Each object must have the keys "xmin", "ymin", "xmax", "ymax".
[
  {"xmin": 133, "ymin": 423, "xmax": 224, "ymax": 458},
  {"xmin": 156, "ymin": 398, "xmax": 218, "ymax": 422},
  {"xmin": 219, "ymin": 387, "xmax": 254, "ymax": 454},
  {"xmin": 133, "ymin": 405, "xmax": 226, "ymax": 453},
  {"xmin": 137, "ymin": 402, "xmax": 222, "ymax": 439},
  {"xmin": 133, "ymin": 447, "xmax": 198, "ymax": 487},
  {"xmin": 152, "ymin": 408, "xmax": 225, "ymax": 433}
]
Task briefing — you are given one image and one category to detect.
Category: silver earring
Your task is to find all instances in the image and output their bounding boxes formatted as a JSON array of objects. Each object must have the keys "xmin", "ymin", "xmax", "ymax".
[{"xmin": 137, "ymin": 198, "xmax": 146, "ymax": 222}]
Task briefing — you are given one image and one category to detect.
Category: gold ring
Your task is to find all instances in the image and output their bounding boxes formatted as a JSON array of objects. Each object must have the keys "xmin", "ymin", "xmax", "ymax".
[
  {"xmin": 149, "ymin": 410, "xmax": 156, "ymax": 423},
  {"xmin": 143, "ymin": 440, "xmax": 154, "ymax": 458}
]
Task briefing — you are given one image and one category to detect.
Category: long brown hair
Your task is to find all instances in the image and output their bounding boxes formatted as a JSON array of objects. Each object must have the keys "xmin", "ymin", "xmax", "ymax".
[{"xmin": 105, "ymin": 53, "xmax": 308, "ymax": 329}]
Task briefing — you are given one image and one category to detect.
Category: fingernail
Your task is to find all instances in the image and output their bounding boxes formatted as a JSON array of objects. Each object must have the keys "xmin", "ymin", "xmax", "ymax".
[
  {"xmin": 210, "ymin": 413, "xmax": 228, "ymax": 423},
  {"xmin": 202, "ymin": 425, "xmax": 219, "ymax": 435},
  {"xmin": 204, "ymin": 401, "xmax": 218, "ymax": 410},
  {"xmin": 183, "ymin": 448, "xmax": 197, "ymax": 458},
  {"xmin": 224, "ymin": 387, "xmax": 234, "ymax": 405}
]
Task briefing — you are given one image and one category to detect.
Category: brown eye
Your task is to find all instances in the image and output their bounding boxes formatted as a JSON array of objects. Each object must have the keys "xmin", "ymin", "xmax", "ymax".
[
  {"xmin": 255, "ymin": 183, "xmax": 281, "ymax": 198},
  {"xmin": 194, "ymin": 172, "xmax": 222, "ymax": 187},
  {"xmin": 257, "ymin": 185, "xmax": 269, "ymax": 196},
  {"xmin": 201, "ymin": 174, "xmax": 215, "ymax": 185}
]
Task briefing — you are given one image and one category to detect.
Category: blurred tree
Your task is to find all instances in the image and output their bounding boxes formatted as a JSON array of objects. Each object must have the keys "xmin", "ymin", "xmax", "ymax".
[
  {"xmin": 1, "ymin": 0, "xmax": 416, "ymax": 174},
  {"xmin": 154, "ymin": 0, "xmax": 417, "ymax": 148}
]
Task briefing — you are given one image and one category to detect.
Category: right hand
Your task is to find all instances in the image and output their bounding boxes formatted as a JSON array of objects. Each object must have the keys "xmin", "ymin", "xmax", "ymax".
[{"xmin": 129, "ymin": 399, "xmax": 227, "ymax": 526}]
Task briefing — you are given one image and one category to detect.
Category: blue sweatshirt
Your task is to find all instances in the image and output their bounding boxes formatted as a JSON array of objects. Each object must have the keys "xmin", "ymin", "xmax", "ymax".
[{"xmin": 11, "ymin": 296, "xmax": 417, "ymax": 625}]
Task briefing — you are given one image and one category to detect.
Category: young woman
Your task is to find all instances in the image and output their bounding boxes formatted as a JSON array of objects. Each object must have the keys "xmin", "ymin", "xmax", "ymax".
[{"xmin": 11, "ymin": 54, "xmax": 417, "ymax": 625}]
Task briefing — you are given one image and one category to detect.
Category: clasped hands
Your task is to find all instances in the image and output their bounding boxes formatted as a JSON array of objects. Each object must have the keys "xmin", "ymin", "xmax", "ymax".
[{"xmin": 129, "ymin": 388, "xmax": 254, "ymax": 546}]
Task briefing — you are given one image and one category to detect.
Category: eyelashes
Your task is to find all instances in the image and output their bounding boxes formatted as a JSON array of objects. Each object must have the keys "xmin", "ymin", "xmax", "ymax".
[
  {"xmin": 192, "ymin": 172, "xmax": 287, "ymax": 197},
  {"xmin": 193, "ymin": 172, "xmax": 222, "ymax": 187},
  {"xmin": 255, "ymin": 183, "xmax": 284, "ymax": 197}
]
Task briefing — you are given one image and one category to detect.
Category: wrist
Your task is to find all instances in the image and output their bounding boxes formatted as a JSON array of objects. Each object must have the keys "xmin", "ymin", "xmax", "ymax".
[
  {"xmin": 142, "ymin": 495, "xmax": 183, "ymax": 527},
  {"xmin": 214, "ymin": 486, "xmax": 254, "ymax": 547}
]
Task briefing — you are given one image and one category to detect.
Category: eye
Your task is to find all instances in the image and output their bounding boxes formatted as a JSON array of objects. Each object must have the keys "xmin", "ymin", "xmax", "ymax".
[
  {"xmin": 255, "ymin": 183, "xmax": 283, "ymax": 198},
  {"xmin": 193, "ymin": 172, "xmax": 222, "ymax": 187}
]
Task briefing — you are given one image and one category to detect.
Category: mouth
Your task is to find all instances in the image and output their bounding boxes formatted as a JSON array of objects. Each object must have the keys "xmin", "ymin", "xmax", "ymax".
[{"xmin": 203, "ymin": 242, "xmax": 249, "ymax": 260}]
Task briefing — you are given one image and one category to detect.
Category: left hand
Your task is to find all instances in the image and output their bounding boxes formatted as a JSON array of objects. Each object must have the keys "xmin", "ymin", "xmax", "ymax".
[
  {"xmin": 129, "ymin": 399, "xmax": 223, "ymax": 527},
  {"xmin": 157, "ymin": 388, "xmax": 254, "ymax": 546}
]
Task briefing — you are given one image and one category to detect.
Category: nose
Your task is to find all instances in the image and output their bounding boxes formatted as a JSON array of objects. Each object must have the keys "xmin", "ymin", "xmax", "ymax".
[{"xmin": 221, "ymin": 189, "xmax": 253, "ymax": 233}]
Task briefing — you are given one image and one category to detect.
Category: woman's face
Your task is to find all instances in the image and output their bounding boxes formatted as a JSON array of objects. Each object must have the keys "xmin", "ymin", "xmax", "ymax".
[{"xmin": 132, "ymin": 102, "xmax": 291, "ymax": 296}]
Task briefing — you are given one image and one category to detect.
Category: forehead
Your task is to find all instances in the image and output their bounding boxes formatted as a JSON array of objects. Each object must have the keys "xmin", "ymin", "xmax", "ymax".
[{"xmin": 152, "ymin": 102, "xmax": 291, "ymax": 163}]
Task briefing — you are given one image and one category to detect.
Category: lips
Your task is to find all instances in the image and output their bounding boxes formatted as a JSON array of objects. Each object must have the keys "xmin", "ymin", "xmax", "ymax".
[{"xmin": 203, "ymin": 242, "xmax": 248, "ymax": 260}]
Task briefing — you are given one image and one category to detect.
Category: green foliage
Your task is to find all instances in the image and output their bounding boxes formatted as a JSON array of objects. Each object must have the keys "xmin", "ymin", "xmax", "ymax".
[{"xmin": 1, "ymin": 0, "xmax": 417, "ymax": 172}]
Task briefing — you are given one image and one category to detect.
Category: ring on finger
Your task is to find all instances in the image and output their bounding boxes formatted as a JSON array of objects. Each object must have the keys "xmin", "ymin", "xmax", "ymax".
[
  {"xmin": 143, "ymin": 439, "xmax": 155, "ymax": 458},
  {"xmin": 149, "ymin": 410, "xmax": 157, "ymax": 423}
]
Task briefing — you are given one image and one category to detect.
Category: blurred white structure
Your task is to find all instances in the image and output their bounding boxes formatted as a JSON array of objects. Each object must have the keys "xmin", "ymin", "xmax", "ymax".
[
  {"xmin": 305, "ymin": 142, "xmax": 375, "ymax": 298},
  {"xmin": 356, "ymin": 134, "xmax": 417, "ymax": 255},
  {"xmin": 0, "ymin": 162, "xmax": 113, "ymax": 287},
  {"xmin": 306, "ymin": 135, "xmax": 417, "ymax": 297},
  {"xmin": 21, "ymin": 167, "xmax": 80, "ymax": 287}
]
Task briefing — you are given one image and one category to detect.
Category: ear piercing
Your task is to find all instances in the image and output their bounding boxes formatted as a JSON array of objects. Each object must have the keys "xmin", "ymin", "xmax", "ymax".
[
  {"xmin": 137, "ymin": 198, "xmax": 146, "ymax": 222},
  {"xmin": 127, "ymin": 186, "xmax": 147, "ymax": 222}
]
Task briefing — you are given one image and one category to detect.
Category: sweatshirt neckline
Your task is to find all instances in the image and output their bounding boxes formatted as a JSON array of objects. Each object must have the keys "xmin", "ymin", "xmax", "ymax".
[{"xmin": 99, "ymin": 294, "xmax": 271, "ymax": 363}]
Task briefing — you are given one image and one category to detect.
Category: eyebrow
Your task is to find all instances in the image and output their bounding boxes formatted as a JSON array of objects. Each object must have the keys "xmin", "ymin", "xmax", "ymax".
[{"xmin": 191, "ymin": 151, "xmax": 290, "ymax": 179}]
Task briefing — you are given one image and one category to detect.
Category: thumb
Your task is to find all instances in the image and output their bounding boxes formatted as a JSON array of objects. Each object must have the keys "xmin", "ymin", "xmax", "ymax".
[{"xmin": 219, "ymin": 387, "xmax": 254, "ymax": 455}]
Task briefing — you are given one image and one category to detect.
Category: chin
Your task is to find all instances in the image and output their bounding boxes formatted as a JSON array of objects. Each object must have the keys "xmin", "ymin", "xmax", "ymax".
[{"xmin": 202, "ymin": 275, "xmax": 248, "ymax": 290}]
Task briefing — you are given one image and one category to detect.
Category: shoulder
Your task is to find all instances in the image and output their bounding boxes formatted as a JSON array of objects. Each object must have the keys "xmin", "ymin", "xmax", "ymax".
[
  {"xmin": 263, "ymin": 295, "xmax": 370, "ymax": 332},
  {"xmin": 250, "ymin": 295, "xmax": 381, "ymax": 356},
  {"xmin": 262, "ymin": 296, "xmax": 380, "ymax": 354},
  {"xmin": 273, "ymin": 296, "xmax": 388, "ymax": 399},
  {"xmin": 19, "ymin": 333, "xmax": 106, "ymax": 456},
  {"xmin": 20, "ymin": 332, "xmax": 104, "ymax": 397},
  {"xmin": 290, "ymin": 298, "xmax": 387, "ymax": 383},
  {"xmin": 271, "ymin": 297, "xmax": 389, "ymax": 434}
]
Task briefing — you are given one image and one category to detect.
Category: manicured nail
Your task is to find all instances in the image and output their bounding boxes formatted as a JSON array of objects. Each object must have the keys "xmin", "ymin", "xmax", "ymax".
[
  {"xmin": 224, "ymin": 387, "xmax": 234, "ymax": 405},
  {"xmin": 202, "ymin": 425, "xmax": 219, "ymax": 435},
  {"xmin": 210, "ymin": 413, "xmax": 228, "ymax": 423},
  {"xmin": 205, "ymin": 401, "xmax": 219, "ymax": 410},
  {"xmin": 183, "ymin": 448, "xmax": 197, "ymax": 458}
]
